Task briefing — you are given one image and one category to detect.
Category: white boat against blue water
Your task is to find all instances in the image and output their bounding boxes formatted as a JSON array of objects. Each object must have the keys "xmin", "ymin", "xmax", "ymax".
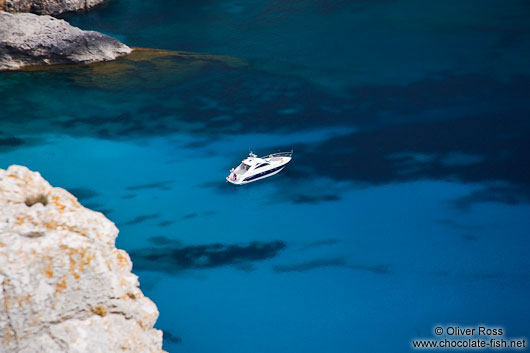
[{"xmin": 226, "ymin": 150, "xmax": 293, "ymax": 185}]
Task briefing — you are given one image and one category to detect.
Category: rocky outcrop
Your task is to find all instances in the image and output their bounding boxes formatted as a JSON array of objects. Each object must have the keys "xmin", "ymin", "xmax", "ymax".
[
  {"xmin": 0, "ymin": 165, "xmax": 165, "ymax": 353},
  {"xmin": 0, "ymin": 11, "xmax": 131, "ymax": 71},
  {"xmin": 0, "ymin": 0, "xmax": 104, "ymax": 15}
]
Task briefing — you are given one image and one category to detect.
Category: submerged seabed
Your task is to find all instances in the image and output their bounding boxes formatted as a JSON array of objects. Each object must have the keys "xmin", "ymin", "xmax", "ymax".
[{"xmin": 1, "ymin": 0, "xmax": 530, "ymax": 352}]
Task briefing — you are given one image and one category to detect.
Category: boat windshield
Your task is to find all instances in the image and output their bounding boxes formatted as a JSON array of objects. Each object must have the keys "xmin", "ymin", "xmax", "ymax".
[{"xmin": 236, "ymin": 162, "xmax": 251, "ymax": 174}]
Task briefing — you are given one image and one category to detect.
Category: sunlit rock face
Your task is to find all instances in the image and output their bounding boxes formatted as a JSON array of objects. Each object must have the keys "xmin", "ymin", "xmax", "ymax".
[
  {"xmin": 0, "ymin": 165, "xmax": 164, "ymax": 353},
  {"xmin": 0, "ymin": 0, "xmax": 104, "ymax": 15},
  {"xmin": 0, "ymin": 11, "xmax": 131, "ymax": 71}
]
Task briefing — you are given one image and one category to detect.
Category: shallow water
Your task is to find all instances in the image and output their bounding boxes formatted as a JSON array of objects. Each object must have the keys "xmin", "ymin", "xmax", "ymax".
[{"xmin": 1, "ymin": 0, "xmax": 530, "ymax": 352}]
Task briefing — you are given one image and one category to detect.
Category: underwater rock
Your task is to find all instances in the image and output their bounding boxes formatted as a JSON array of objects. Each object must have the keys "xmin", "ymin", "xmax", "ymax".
[
  {"xmin": 0, "ymin": 0, "xmax": 104, "ymax": 15},
  {"xmin": 0, "ymin": 11, "xmax": 131, "ymax": 70},
  {"xmin": 64, "ymin": 47, "xmax": 247, "ymax": 90},
  {"xmin": 0, "ymin": 165, "xmax": 164, "ymax": 353}
]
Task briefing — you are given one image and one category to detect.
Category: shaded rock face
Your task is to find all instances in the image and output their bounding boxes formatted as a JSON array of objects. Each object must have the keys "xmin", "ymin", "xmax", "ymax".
[
  {"xmin": 0, "ymin": 165, "xmax": 164, "ymax": 353},
  {"xmin": 0, "ymin": 0, "xmax": 104, "ymax": 15},
  {"xmin": 0, "ymin": 11, "xmax": 131, "ymax": 70}
]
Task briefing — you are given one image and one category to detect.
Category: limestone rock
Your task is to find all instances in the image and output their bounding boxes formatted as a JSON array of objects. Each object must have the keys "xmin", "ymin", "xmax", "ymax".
[
  {"xmin": 0, "ymin": 11, "xmax": 131, "ymax": 71},
  {"xmin": 0, "ymin": 165, "xmax": 165, "ymax": 353},
  {"xmin": 0, "ymin": 0, "xmax": 104, "ymax": 16}
]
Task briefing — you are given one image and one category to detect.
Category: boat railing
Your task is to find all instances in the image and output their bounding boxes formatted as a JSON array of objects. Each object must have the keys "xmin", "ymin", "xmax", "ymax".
[{"xmin": 261, "ymin": 150, "xmax": 293, "ymax": 159}]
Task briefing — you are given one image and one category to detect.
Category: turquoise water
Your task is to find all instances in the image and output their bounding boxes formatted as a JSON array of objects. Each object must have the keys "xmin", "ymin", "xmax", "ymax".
[{"xmin": 1, "ymin": 0, "xmax": 530, "ymax": 352}]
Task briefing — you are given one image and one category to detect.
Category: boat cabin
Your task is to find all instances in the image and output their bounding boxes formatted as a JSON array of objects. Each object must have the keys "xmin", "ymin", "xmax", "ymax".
[{"xmin": 233, "ymin": 153, "xmax": 270, "ymax": 176}]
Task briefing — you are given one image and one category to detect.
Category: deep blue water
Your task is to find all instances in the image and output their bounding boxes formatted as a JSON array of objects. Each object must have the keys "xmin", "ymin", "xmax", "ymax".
[{"xmin": 1, "ymin": 0, "xmax": 530, "ymax": 352}]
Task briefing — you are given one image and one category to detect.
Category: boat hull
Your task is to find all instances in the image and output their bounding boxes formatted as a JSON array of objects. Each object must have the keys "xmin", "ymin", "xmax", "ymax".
[
  {"xmin": 227, "ymin": 166, "xmax": 285, "ymax": 185},
  {"xmin": 226, "ymin": 159, "xmax": 290, "ymax": 185}
]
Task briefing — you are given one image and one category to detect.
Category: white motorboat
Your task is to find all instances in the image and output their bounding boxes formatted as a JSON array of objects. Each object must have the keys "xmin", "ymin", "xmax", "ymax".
[{"xmin": 226, "ymin": 150, "xmax": 293, "ymax": 185}]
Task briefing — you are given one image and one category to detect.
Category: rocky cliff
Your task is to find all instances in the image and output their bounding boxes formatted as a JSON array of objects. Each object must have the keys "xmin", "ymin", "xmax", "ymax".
[
  {"xmin": 0, "ymin": 0, "xmax": 104, "ymax": 15},
  {"xmin": 0, "ymin": 165, "xmax": 165, "ymax": 353},
  {"xmin": 0, "ymin": 11, "xmax": 131, "ymax": 71}
]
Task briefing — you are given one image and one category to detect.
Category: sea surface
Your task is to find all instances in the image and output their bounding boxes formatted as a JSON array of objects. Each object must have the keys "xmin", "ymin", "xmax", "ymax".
[{"xmin": 1, "ymin": 0, "xmax": 530, "ymax": 352}]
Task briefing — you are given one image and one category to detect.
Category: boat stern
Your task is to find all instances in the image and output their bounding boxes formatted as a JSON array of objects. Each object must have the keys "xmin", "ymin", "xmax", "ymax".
[{"xmin": 226, "ymin": 172, "xmax": 244, "ymax": 185}]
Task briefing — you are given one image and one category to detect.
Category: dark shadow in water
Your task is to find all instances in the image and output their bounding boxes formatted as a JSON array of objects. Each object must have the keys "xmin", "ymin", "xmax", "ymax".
[
  {"xmin": 0, "ymin": 136, "xmax": 24, "ymax": 147},
  {"xmin": 3, "ymin": 68, "xmax": 530, "ymax": 143},
  {"xmin": 273, "ymin": 257, "xmax": 389, "ymax": 274},
  {"xmin": 182, "ymin": 137, "xmax": 221, "ymax": 149},
  {"xmin": 460, "ymin": 234, "xmax": 477, "ymax": 241},
  {"xmin": 148, "ymin": 235, "xmax": 181, "ymax": 246},
  {"xmin": 83, "ymin": 202, "xmax": 103, "ymax": 209},
  {"xmin": 56, "ymin": 113, "xmax": 133, "ymax": 128},
  {"xmin": 3, "ymin": 68, "xmax": 530, "ymax": 210},
  {"xmin": 3, "ymin": 61, "xmax": 349, "ymax": 139},
  {"xmin": 182, "ymin": 213, "xmax": 197, "ymax": 219},
  {"xmin": 300, "ymin": 238, "xmax": 340, "ymax": 250},
  {"xmin": 451, "ymin": 185, "xmax": 530, "ymax": 209},
  {"xmin": 269, "ymin": 110, "xmax": 530, "ymax": 206},
  {"xmin": 292, "ymin": 193, "xmax": 340, "ymax": 204},
  {"xmin": 437, "ymin": 218, "xmax": 483, "ymax": 231},
  {"xmin": 181, "ymin": 74, "xmax": 530, "ymax": 206},
  {"xmin": 197, "ymin": 181, "xmax": 241, "ymax": 194},
  {"xmin": 180, "ymin": 210, "xmax": 216, "ymax": 220},
  {"xmin": 98, "ymin": 73, "xmax": 530, "ymax": 139},
  {"xmin": 199, "ymin": 176, "xmax": 343, "ymax": 205},
  {"xmin": 273, "ymin": 257, "xmax": 345, "ymax": 272},
  {"xmin": 130, "ymin": 240, "xmax": 287, "ymax": 272},
  {"xmin": 0, "ymin": 135, "xmax": 27, "ymax": 153},
  {"xmin": 347, "ymin": 74, "xmax": 530, "ymax": 125},
  {"xmin": 157, "ymin": 220, "xmax": 174, "ymax": 227},
  {"xmin": 68, "ymin": 187, "xmax": 99, "ymax": 201},
  {"xmin": 162, "ymin": 330, "xmax": 182, "ymax": 344},
  {"xmin": 81, "ymin": 201, "xmax": 112, "ymax": 214},
  {"xmin": 126, "ymin": 180, "xmax": 174, "ymax": 191},
  {"xmin": 120, "ymin": 213, "xmax": 160, "ymax": 226}
]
